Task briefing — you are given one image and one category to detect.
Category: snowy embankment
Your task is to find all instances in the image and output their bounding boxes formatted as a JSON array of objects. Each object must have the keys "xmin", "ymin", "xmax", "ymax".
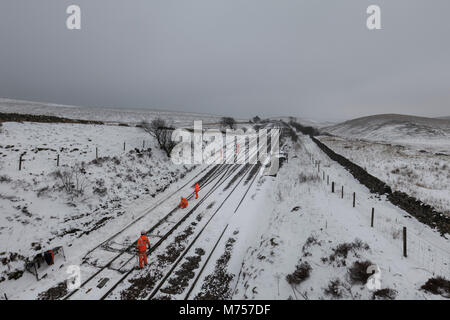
[
  {"xmin": 317, "ymin": 136, "xmax": 450, "ymax": 217},
  {"xmin": 0, "ymin": 121, "xmax": 196, "ymax": 292},
  {"xmin": 230, "ymin": 135, "xmax": 450, "ymax": 300}
]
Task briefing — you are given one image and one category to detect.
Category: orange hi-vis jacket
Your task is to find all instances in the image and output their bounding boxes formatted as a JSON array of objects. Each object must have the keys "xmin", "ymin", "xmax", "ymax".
[
  {"xmin": 195, "ymin": 183, "xmax": 199, "ymax": 192},
  {"xmin": 179, "ymin": 197, "xmax": 188, "ymax": 208},
  {"xmin": 136, "ymin": 235, "xmax": 150, "ymax": 253}
]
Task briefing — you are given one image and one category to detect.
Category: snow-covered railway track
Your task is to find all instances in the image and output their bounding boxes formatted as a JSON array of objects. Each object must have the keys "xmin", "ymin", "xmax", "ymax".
[
  {"xmin": 63, "ymin": 162, "xmax": 244, "ymax": 300},
  {"xmin": 145, "ymin": 163, "xmax": 261, "ymax": 300},
  {"xmin": 98, "ymin": 164, "xmax": 248, "ymax": 300},
  {"xmin": 61, "ymin": 163, "xmax": 229, "ymax": 300}
]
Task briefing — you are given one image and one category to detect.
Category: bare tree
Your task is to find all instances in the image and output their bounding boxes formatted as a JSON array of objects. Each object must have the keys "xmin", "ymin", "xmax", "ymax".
[
  {"xmin": 220, "ymin": 117, "xmax": 236, "ymax": 129},
  {"xmin": 252, "ymin": 116, "xmax": 261, "ymax": 123},
  {"xmin": 54, "ymin": 164, "xmax": 88, "ymax": 199},
  {"xmin": 141, "ymin": 118, "xmax": 176, "ymax": 157}
]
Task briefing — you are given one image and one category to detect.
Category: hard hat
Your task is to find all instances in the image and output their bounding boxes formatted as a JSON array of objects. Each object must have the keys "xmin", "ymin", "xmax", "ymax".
[{"xmin": 141, "ymin": 230, "xmax": 146, "ymax": 235}]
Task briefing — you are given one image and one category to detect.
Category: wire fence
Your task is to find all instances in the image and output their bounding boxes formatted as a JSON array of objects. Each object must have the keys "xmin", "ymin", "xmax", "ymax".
[{"xmin": 309, "ymin": 153, "xmax": 450, "ymax": 279}]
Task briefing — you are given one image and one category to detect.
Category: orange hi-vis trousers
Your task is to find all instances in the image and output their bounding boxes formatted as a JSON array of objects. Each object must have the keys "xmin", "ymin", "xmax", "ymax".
[{"xmin": 139, "ymin": 252, "xmax": 147, "ymax": 268}]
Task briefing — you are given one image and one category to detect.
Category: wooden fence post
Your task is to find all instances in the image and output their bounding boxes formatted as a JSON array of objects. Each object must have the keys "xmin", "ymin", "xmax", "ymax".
[
  {"xmin": 95, "ymin": 147, "xmax": 98, "ymax": 160},
  {"xmin": 143, "ymin": 140, "xmax": 145, "ymax": 150},
  {"xmin": 323, "ymin": 171, "xmax": 325, "ymax": 180},
  {"xmin": 57, "ymin": 154, "xmax": 60, "ymax": 167},
  {"xmin": 332, "ymin": 182, "xmax": 335, "ymax": 193},
  {"xmin": 19, "ymin": 154, "xmax": 25, "ymax": 171},
  {"xmin": 327, "ymin": 175, "xmax": 329, "ymax": 185},
  {"xmin": 352, "ymin": 192, "xmax": 356, "ymax": 207},
  {"xmin": 371, "ymin": 208, "xmax": 374, "ymax": 227},
  {"xmin": 403, "ymin": 227, "xmax": 407, "ymax": 257},
  {"xmin": 123, "ymin": 142, "xmax": 126, "ymax": 151}
]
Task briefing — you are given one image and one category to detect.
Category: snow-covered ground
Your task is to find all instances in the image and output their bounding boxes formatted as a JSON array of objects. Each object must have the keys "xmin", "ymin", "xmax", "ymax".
[
  {"xmin": 0, "ymin": 98, "xmax": 227, "ymax": 126},
  {"xmin": 230, "ymin": 135, "xmax": 450, "ymax": 299},
  {"xmin": 322, "ymin": 114, "xmax": 450, "ymax": 150},
  {"xmin": 0, "ymin": 105, "xmax": 449, "ymax": 300},
  {"xmin": 317, "ymin": 135, "xmax": 450, "ymax": 216},
  {"xmin": 0, "ymin": 121, "xmax": 197, "ymax": 294}
]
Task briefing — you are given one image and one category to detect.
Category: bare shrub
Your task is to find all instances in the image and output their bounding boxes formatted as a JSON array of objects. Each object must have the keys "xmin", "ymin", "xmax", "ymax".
[
  {"xmin": 324, "ymin": 278, "xmax": 343, "ymax": 298},
  {"xmin": 141, "ymin": 118, "xmax": 175, "ymax": 157},
  {"xmin": 0, "ymin": 175, "xmax": 11, "ymax": 183},
  {"xmin": 220, "ymin": 117, "xmax": 236, "ymax": 129},
  {"xmin": 327, "ymin": 239, "xmax": 369, "ymax": 266},
  {"xmin": 54, "ymin": 164, "xmax": 88, "ymax": 198},
  {"xmin": 298, "ymin": 173, "xmax": 320, "ymax": 184},
  {"xmin": 347, "ymin": 260, "xmax": 373, "ymax": 285},
  {"xmin": 421, "ymin": 277, "xmax": 450, "ymax": 298},
  {"xmin": 372, "ymin": 288, "xmax": 397, "ymax": 300},
  {"xmin": 286, "ymin": 261, "xmax": 312, "ymax": 286},
  {"xmin": 302, "ymin": 235, "xmax": 320, "ymax": 257}
]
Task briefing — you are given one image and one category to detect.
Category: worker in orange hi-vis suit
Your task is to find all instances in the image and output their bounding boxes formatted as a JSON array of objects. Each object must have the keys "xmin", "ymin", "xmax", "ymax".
[
  {"xmin": 136, "ymin": 231, "xmax": 150, "ymax": 269},
  {"xmin": 179, "ymin": 197, "xmax": 188, "ymax": 208},
  {"xmin": 195, "ymin": 183, "xmax": 200, "ymax": 199}
]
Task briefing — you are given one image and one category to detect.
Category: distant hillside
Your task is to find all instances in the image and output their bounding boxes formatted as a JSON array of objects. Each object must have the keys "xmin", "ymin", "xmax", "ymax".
[
  {"xmin": 267, "ymin": 116, "xmax": 334, "ymax": 128},
  {"xmin": 322, "ymin": 114, "xmax": 450, "ymax": 143},
  {"xmin": 0, "ymin": 98, "xmax": 225, "ymax": 126}
]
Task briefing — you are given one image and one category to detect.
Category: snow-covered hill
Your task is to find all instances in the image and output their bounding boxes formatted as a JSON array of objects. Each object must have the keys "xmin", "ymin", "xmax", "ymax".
[{"xmin": 322, "ymin": 114, "xmax": 450, "ymax": 149}]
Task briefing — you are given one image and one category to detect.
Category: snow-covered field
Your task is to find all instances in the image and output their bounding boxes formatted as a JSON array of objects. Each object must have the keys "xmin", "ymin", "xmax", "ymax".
[
  {"xmin": 317, "ymin": 136, "xmax": 450, "ymax": 216},
  {"xmin": 0, "ymin": 98, "xmax": 226, "ymax": 126},
  {"xmin": 0, "ymin": 102, "xmax": 449, "ymax": 300},
  {"xmin": 322, "ymin": 114, "xmax": 450, "ymax": 151},
  {"xmin": 231, "ymin": 135, "xmax": 450, "ymax": 299},
  {"xmin": 0, "ymin": 121, "xmax": 196, "ymax": 293}
]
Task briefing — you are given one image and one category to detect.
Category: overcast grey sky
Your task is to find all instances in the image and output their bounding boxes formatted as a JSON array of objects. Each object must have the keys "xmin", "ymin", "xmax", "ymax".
[{"xmin": 1, "ymin": 0, "xmax": 449, "ymax": 121}]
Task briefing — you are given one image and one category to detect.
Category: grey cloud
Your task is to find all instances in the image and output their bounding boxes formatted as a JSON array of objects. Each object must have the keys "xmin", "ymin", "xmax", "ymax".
[{"xmin": 0, "ymin": 0, "xmax": 449, "ymax": 121}]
